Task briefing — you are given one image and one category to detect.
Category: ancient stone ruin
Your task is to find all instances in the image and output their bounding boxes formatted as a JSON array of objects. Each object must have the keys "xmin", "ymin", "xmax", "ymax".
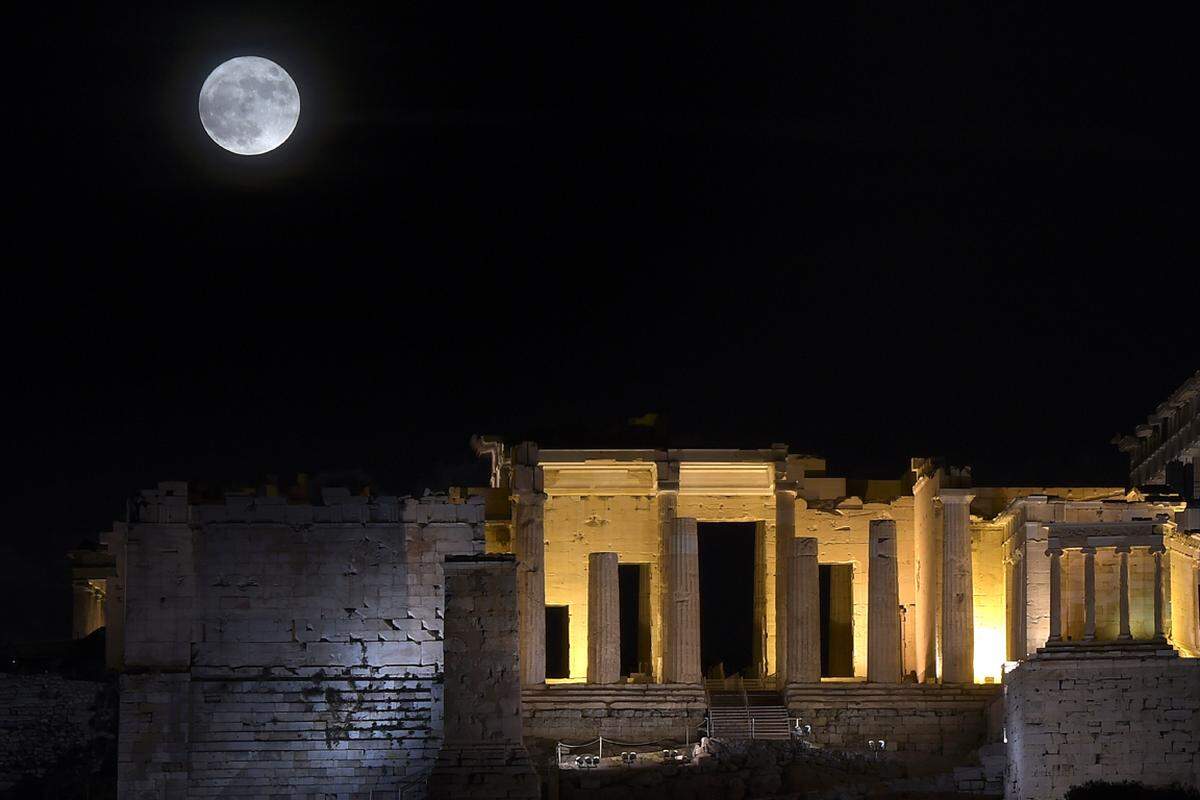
[{"xmin": 44, "ymin": 370, "xmax": 1200, "ymax": 798}]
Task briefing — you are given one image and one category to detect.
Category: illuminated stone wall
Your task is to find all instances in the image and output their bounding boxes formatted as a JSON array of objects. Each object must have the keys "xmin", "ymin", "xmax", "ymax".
[
  {"xmin": 543, "ymin": 494, "xmax": 670, "ymax": 680},
  {"xmin": 1000, "ymin": 497, "xmax": 1199, "ymax": 660},
  {"xmin": 783, "ymin": 682, "xmax": 1003, "ymax": 755},
  {"xmin": 1006, "ymin": 652, "xmax": 1200, "ymax": 799},
  {"xmin": 537, "ymin": 462, "xmax": 1199, "ymax": 687},
  {"xmin": 430, "ymin": 555, "xmax": 538, "ymax": 799},
  {"xmin": 113, "ymin": 484, "xmax": 484, "ymax": 799}
]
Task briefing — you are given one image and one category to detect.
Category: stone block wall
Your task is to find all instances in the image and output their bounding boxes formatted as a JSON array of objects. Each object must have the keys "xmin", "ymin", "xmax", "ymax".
[
  {"xmin": 521, "ymin": 684, "xmax": 707, "ymax": 743},
  {"xmin": 0, "ymin": 674, "xmax": 110, "ymax": 791},
  {"xmin": 431, "ymin": 555, "xmax": 538, "ymax": 799},
  {"xmin": 783, "ymin": 683, "xmax": 1003, "ymax": 756},
  {"xmin": 114, "ymin": 488, "xmax": 484, "ymax": 799},
  {"xmin": 1006, "ymin": 652, "xmax": 1200, "ymax": 799}
]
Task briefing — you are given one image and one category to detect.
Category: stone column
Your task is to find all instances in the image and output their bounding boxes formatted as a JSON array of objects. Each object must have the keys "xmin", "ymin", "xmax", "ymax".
[
  {"xmin": 664, "ymin": 517, "xmax": 701, "ymax": 684},
  {"xmin": 786, "ymin": 537, "xmax": 821, "ymax": 683},
  {"xmin": 1152, "ymin": 546, "xmax": 1166, "ymax": 640},
  {"xmin": 1193, "ymin": 560, "xmax": 1200, "ymax": 652},
  {"xmin": 1024, "ymin": 521, "xmax": 1050, "ymax": 655},
  {"xmin": 657, "ymin": 471, "xmax": 679, "ymax": 682},
  {"xmin": 1047, "ymin": 547, "xmax": 1063, "ymax": 643},
  {"xmin": 940, "ymin": 490, "xmax": 975, "ymax": 683},
  {"xmin": 587, "ymin": 552, "xmax": 620, "ymax": 684},
  {"xmin": 867, "ymin": 519, "xmax": 902, "ymax": 683},
  {"xmin": 775, "ymin": 480, "xmax": 798, "ymax": 681},
  {"xmin": 1082, "ymin": 546, "xmax": 1097, "ymax": 642},
  {"xmin": 512, "ymin": 442, "xmax": 547, "ymax": 686},
  {"xmin": 1117, "ymin": 546, "xmax": 1132, "ymax": 640},
  {"xmin": 1193, "ymin": 454, "xmax": 1200, "ymax": 502},
  {"xmin": 911, "ymin": 463, "xmax": 942, "ymax": 683},
  {"xmin": 1013, "ymin": 548, "xmax": 1026, "ymax": 658},
  {"xmin": 432, "ymin": 555, "xmax": 538, "ymax": 799}
]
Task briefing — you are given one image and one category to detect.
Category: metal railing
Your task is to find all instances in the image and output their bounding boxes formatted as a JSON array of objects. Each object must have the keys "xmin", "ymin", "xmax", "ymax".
[{"xmin": 703, "ymin": 674, "xmax": 778, "ymax": 692}]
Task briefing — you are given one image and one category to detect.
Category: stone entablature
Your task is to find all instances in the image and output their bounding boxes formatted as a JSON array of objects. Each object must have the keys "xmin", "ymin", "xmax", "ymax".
[
  {"xmin": 1115, "ymin": 369, "xmax": 1200, "ymax": 492},
  {"xmin": 131, "ymin": 481, "xmax": 483, "ymax": 526},
  {"xmin": 1044, "ymin": 522, "xmax": 1168, "ymax": 646}
]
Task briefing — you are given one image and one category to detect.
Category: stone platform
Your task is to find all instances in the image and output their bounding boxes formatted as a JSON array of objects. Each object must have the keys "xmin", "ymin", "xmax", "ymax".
[
  {"xmin": 1005, "ymin": 648, "xmax": 1200, "ymax": 800},
  {"xmin": 783, "ymin": 682, "xmax": 1004, "ymax": 755},
  {"xmin": 522, "ymin": 683, "xmax": 707, "ymax": 743}
]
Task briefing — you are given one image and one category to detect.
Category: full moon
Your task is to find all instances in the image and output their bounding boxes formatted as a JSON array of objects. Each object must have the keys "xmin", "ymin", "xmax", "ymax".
[{"xmin": 198, "ymin": 56, "xmax": 299, "ymax": 156}]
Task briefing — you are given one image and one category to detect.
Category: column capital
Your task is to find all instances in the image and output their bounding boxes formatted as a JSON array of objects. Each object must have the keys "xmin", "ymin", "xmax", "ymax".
[
  {"xmin": 511, "ymin": 491, "xmax": 546, "ymax": 508},
  {"xmin": 1080, "ymin": 545, "xmax": 1097, "ymax": 555},
  {"xmin": 657, "ymin": 481, "xmax": 680, "ymax": 494},
  {"xmin": 1115, "ymin": 544, "xmax": 1133, "ymax": 555},
  {"xmin": 1149, "ymin": 544, "xmax": 1167, "ymax": 555},
  {"xmin": 795, "ymin": 536, "xmax": 819, "ymax": 557},
  {"xmin": 1046, "ymin": 546, "xmax": 1064, "ymax": 558},
  {"xmin": 775, "ymin": 480, "xmax": 800, "ymax": 496},
  {"xmin": 939, "ymin": 489, "xmax": 975, "ymax": 505}
]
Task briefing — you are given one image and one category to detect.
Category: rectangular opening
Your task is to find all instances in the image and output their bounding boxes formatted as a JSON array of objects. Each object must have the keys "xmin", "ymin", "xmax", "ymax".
[
  {"xmin": 545, "ymin": 606, "xmax": 570, "ymax": 679},
  {"xmin": 698, "ymin": 522, "xmax": 756, "ymax": 678},
  {"xmin": 819, "ymin": 563, "xmax": 854, "ymax": 677},
  {"xmin": 618, "ymin": 563, "xmax": 652, "ymax": 676}
]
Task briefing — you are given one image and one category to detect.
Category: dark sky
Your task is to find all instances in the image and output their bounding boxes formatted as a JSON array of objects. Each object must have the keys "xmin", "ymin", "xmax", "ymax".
[{"xmin": 6, "ymin": 4, "xmax": 1195, "ymax": 642}]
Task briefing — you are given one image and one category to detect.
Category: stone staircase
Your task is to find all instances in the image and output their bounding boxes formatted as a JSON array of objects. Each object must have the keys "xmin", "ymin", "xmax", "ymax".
[{"xmin": 708, "ymin": 690, "xmax": 791, "ymax": 740}]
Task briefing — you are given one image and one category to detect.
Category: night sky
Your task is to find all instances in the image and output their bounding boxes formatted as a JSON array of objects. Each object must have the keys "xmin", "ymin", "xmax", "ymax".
[{"xmin": 6, "ymin": 4, "xmax": 1194, "ymax": 643}]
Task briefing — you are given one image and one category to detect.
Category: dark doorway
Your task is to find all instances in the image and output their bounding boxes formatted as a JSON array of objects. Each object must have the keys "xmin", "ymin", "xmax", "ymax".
[
  {"xmin": 698, "ymin": 522, "xmax": 756, "ymax": 678},
  {"xmin": 545, "ymin": 606, "xmax": 570, "ymax": 679},
  {"xmin": 819, "ymin": 564, "xmax": 854, "ymax": 677},
  {"xmin": 619, "ymin": 564, "xmax": 652, "ymax": 676}
]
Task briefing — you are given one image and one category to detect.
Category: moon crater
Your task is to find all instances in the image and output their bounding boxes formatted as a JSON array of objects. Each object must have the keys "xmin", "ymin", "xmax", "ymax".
[{"xmin": 199, "ymin": 56, "xmax": 299, "ymax": 156}]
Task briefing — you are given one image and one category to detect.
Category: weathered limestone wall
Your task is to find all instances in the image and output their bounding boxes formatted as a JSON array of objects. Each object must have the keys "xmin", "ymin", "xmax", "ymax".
[
  {"xmin": 0, "ymin": 674, "xmax": 110, "ymax": 791},
  {"xmin": 544, "ymin": 495, "xmax": 665, "ymax": 680},
  {"xmin": 115, "ymin": 488, "xmax": 484, "ymax": 799},
  {"xmin": 971, "ymin": 518, "xmax": 1007, "ymax": 683},
  {"xmin": 1170, "ymin": 542, "xmax": 1200, "ymax": 656},
  {"xmin": 72, "ymin": 581, "xmax": 106, "ymax": 639},
  {"xmin": 1002, "ymin": 499, "xmax": 1196, "ymax": 658},
  {"xmin": 783, "ymin": 683, "xmax": 1003, "ymax": 756},
  {"xmin": 797, "ymin": 498, "xmax": 915, "ymax": 680},
  {"xmin": 521, "ymin": 684, "xmax": 707, "ymax": 742},
  {"xmin": 678, "ymin": 493, "xmax": 779, "ymax": 676},
  {"xmin": 1006, "ymin": 653, "xmax": 1200, "ymax": 799},
  {"xmin": 431, "ymin": 556, "xmax": 537, "ymax": 799},
  {"xmin": 543, "ymin": 492, "xmax": 779, "ymax": 681}
]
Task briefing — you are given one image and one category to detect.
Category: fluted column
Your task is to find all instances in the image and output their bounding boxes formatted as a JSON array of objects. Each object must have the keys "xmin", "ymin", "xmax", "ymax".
[
  {"xmin": 1082, "ymin": 546, "xmax": 1097, "ymax": 641},
  {"xmin": 786, "ymin": 537, "xmax": 821, "ymax": 683},
  {"xmin": 664, "ymin": 517, "xmax": 701, "ymax": 684},
  {"xmin": 775, "ymin": 480, "xmax": 798, "ymax": 680},
  {"xmin": 1192, "ymin": 560, "xmax": 1199, "ymax": 650},
  {"xmin": 513, "ymin": 491, "xmax": 546, "ymax": 685},
  {"xmin": 1117, "ymin": 546, "xmax": 1132, "ymax": 640},
  {"xmin": 868, "ymin": 519, "xmax": 902, "ymax": 683},
  {"xmin": 587, "ymin": 552, "xmax": 620, "ymax": 684},
  {"xmin": 1012, "ymin": 548, "xmax": 1026, "ymax": 657},
  {"xmin": 940, "ymin": 490, "xmax": 976, "ymax": 683},
  {"xmin": 1047, "ymin": 547, "xmax": 1063, "ymax": 643},
  {"xmin": 1152, "ymin": 546, "xmax": 1166, "ymax": 639},
  {"xmin": 657, "ymin": 475, "xmax": 678, "ymax": 682}
]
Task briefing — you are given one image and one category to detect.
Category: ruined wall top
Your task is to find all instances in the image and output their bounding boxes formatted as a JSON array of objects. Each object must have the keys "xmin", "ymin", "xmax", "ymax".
[
  {"xmin": 128, "ymin": 480, "xmax": 485, "ymax": 526},
  {"xmin": 1114, "ymin": 370, "xmax": 1200, "ymax": 489}
]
